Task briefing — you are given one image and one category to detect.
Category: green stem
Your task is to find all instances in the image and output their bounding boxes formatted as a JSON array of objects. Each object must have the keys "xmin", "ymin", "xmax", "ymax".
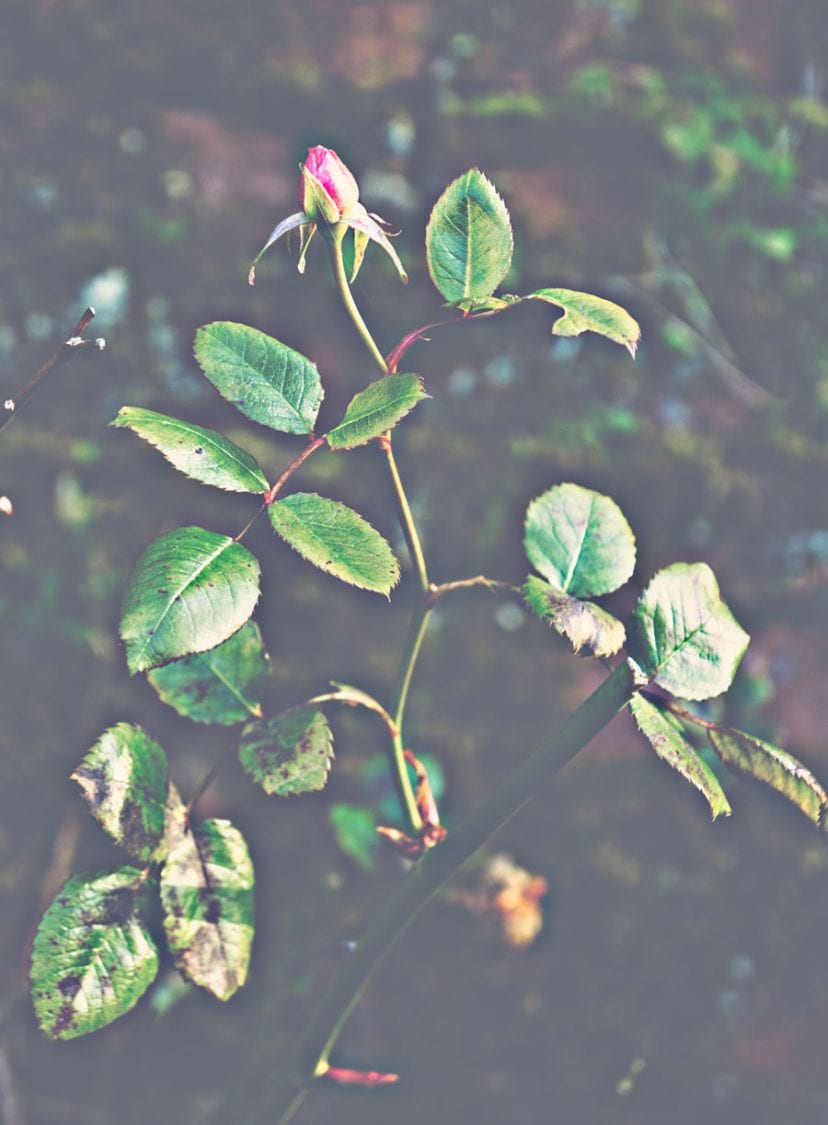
[
  {"xmin": 274, "ymin": 1088, "xmax": 309, "ymax": 1125},
  {"xmin": 388, "ymin": 603, "xmax": 433, "ymax": 832},
  {"xmin": 248, "ymin": 662, "xmax": 636, "ymax": 1124},
  {"xmin": 385, "ymin": 576, "xmax": 514, "ymax": 827},
  {"xmin": 379, "ymin": 434, "xmax": 429, "ymax": 595},
  {"xmin": 327, "ymin": 225, "xmax": 431, "ymax": 825},
  {"xmin": 327, "ymin": 225, "xmax": 429, "ymax": 592},
  {"xmin": 328, "ymin": 225, "xmax": 388, "ymax": 377}
]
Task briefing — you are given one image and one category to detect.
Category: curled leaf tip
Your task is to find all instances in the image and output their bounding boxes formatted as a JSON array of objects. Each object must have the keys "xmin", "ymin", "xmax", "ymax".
[{"xmin": 248, "ymin": 266, "xmax": 256, "ymax": 286}]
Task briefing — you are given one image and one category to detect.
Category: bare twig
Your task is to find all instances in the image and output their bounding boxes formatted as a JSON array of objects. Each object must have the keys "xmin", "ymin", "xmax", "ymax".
[
  {"xmin": 426, "ymin": 575, "xmax": 516, "ymax": 608},
  {"xmin": 1, "ymin": 307, "xmax": 105, "ymax": 436}
]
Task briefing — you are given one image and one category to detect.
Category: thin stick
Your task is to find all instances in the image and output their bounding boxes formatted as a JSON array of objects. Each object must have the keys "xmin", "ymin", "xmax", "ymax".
[
  {"xmin": 1, "ymin": 308, "xmax": 104, "ymax": 435},
  {"xmin": 426, "ymin": 575, "xmax": 516, "ymax": 607}
]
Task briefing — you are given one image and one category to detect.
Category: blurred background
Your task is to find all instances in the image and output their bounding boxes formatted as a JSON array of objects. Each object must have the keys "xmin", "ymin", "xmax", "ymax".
[{"xmin": 1, "ymin": 1, "xmax": 828, "ymax": 1122}]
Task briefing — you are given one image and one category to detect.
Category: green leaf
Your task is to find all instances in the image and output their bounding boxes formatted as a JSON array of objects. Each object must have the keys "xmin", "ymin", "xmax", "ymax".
[
  {"xmin": 709, "ymin": 726, "xmax": 828, "ymax": 829},
  {"xmin": 528, "ymin": 288, "xmax": 641, "ymax": 357},
  {"xmin": 629, "ymin": 695, "xmax": 731, "ymax": 819},
  {"xmin": 239, "ymin": 706, "xmax": 334, "ymax": 796},
  {"xmin": 120, "ymin": 527, "xmax": 261, "ymax": 674},
  {"xmin": 31, "ymin": 868, "xmax": 159, "ymax": 1041},
  {"xmin": 72, "ymin": 724, "xmax": 169, "ymax": 863},
  {"xmin": 268, "ymin": 493, "xmax": 399, "ymax": 594},
  {"xmin": 523, "ymin": 575, "xmax": 625, "ymax": 658},
  {"xmin": 160, "ymin": 819, "xmax": 254, "ymax": 1001},
  {"xmin": 193, "ymin": 321, "xmax": 323, "ymax": 435},
  {"xmin": 425, "ymin": 168, "xmax": 513, "ymax": 304},
  {"xmin": 524, "ymin": 482, "xmax": 636, "ymax": 596},
  {"xmin": 329, "ymin": 804, "xmax": 379, "ymax": 871},
  {"xmin": 111, "ymin": 407, "xmax": 269, "ymax": 493},
  {"xmin": 147, "ymin": 622, "xmax": 269, "ymax": 725},
  {"xmin": 326, "ymin": 373, "xmax": 428, "ymax": 450},
  {"xmin": 627, "ymin": 563, "xmax": 749, "ymax": 701}
]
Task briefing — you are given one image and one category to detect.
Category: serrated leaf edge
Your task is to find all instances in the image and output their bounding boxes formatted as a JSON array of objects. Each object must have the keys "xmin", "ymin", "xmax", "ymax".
[
  {"xmin": 193, "ymin": 322, "xmax": 322, "ymax": 436},
  {"xmin": 112, "ymin": 407, "xmax": 268, "ymax": 493},
  {"xmin": 326, "ymin": 374, "xmax": 429, "ymax": 450},
  {"xmin": 630, "ymin": 694, "xmax": 731, "ymax": 819},
  {"xmin": 269, "ymin": 493, "xmax": 400, "ymax": 595},
  {"xmin": 122, "ymin": 531, "xmax": 261, "ymax": 674},
  {"xmin": 425, "ymin": 168, "xmax": 513, "ymax": 303}
]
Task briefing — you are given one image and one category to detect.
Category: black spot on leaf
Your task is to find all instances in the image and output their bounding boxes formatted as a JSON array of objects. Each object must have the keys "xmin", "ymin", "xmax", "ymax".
[
  {"xmin": 73, "ymin": 764, "xmax": 109, "ymax": 808},
  {"xmin": 51, "ymin": 1003, "xmax": 77, "ymax": 1037},
  {"xmin": 58, "ymin": 974, "xmax": 82, "ymax": 997},
  {"xmin": 121, "ymin": 799, "xmax": 154, "ymax": 856},
  {"xmin": 100, "ymin": 887, "xmax": 134, "ymax": 927}
]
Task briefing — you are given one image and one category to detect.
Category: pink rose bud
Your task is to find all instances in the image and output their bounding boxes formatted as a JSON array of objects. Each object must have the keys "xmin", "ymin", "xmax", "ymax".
[
  {"xmin": 250, "ymin": 144, "xmax": 407, "ymax": 284},
  {"xmin": 300, "ymin": 145, "xmax": 360, "ymax": 223}
]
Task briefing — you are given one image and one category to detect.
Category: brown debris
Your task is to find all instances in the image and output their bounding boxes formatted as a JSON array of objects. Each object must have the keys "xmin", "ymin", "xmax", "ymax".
[{"xmin": 448, "ymin": 853, "xmax": 549, "ymax": 950}]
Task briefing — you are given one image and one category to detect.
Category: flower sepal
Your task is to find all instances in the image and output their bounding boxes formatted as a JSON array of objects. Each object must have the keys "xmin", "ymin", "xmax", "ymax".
[
  {"xmin": 249, "ymin": 145, "xmax": 407, "ymax": 285},
  {"xmin": 248, "ymin": 212, "xmax": 307, "ymax": 285}
]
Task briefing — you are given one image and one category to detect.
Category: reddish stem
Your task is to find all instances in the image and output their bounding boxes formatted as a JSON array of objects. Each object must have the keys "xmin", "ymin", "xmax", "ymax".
[
  {"xmin": 264, "ymin": 435, "xmax": 326, "ymax": 505},
  {"xmin": 385, "ymin": 307, "xmax": 501, "ymax": 373},
  {"xmin": 385, "ymin": 317, "xmax": 462, "ymax": 373},
  {"xmin": 233, "ymin": 435, "xmax": 327, "ymax": 543}
]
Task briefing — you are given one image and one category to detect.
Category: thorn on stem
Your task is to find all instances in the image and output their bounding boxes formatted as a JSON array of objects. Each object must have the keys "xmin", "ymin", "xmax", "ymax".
[{"xmin": 322, "ymin": 1065, "xmax": 399, "ymax": 1088}]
